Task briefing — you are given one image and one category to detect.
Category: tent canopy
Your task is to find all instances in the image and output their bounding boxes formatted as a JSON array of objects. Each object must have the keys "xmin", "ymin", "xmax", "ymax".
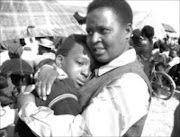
[{"xmin": 162, "ymin": 23, "xmax": 176, "ymax": 33}]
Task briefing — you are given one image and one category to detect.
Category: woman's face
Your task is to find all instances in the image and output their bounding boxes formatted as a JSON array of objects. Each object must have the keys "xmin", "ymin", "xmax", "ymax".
[
  {"xmin": 58, "ymin": 43, "xmax": 94, "ymax": 89},
  {"xmin": 86, "ymin": 7, "xmax": 132, "ymax": 63}
]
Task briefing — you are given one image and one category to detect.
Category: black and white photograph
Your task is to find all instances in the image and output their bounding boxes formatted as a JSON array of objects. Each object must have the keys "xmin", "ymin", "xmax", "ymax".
[{"xmin": 0, "ymin": 0, "xmax": 180, "ymax": 136}]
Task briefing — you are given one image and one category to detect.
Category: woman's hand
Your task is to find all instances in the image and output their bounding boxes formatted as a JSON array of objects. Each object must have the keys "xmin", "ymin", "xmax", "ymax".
[{"xmin": 36, "ymin": 66, "xmax": 58, "ymax": 100}]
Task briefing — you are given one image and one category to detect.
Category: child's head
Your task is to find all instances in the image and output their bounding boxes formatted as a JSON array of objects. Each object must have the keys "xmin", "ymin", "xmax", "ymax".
[{"xmin": 56, "ymin": 34, "xmax": 95, "ymax": 89}]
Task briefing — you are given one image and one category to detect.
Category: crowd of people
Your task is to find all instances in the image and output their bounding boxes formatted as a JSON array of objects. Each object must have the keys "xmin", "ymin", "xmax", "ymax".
[{"xmin": 0, "ymin": 0, "xmax": 180, "ymax": 137}]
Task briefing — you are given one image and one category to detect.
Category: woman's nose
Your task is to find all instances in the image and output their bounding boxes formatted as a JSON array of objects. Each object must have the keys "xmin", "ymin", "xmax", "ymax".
[{"xmin": 90, "ymin": 32, "xmax": 101, "ymax": 44}]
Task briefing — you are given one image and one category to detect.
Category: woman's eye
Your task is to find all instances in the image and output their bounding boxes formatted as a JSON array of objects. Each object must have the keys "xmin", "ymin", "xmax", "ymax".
[{"xmin": 100, "ymin": 29, "xmax": 109, "ymax": 35}]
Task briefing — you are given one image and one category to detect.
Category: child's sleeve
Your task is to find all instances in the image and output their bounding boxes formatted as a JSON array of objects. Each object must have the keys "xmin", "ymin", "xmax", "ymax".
[{"xmin": 47, "ymin": 79, "xmax": 82, "ymax": 116}]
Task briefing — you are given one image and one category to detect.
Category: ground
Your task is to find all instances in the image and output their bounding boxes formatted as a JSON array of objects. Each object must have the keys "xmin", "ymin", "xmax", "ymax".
[{"xmin": 142, "ymin": 93, "xmax": 180, "ymax": 137}]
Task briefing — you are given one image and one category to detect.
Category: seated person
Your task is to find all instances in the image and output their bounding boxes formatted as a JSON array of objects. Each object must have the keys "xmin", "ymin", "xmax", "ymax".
[{"xmin": 16, "ymin": 34, "xmax": 95, "ymax": 137}]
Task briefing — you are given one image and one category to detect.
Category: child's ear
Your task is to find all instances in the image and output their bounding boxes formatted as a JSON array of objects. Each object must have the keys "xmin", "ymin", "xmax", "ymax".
[{"xmin": 55, "ymin": 55, "xmax": 64, "ymax": 68}]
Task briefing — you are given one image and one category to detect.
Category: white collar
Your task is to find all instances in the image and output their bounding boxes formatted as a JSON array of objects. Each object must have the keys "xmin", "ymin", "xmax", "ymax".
[{"xmin": 97, "ymin": 48, "xmax": 137, "ymax": 76}]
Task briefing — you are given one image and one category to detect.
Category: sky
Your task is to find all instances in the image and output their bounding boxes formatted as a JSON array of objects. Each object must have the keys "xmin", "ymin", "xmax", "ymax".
[{"xmin": 58, "ymin": 0, "xmax": 180, "ymax": 36}]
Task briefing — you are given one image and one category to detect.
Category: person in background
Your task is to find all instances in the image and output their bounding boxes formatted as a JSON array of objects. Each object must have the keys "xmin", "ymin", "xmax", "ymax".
[
  {"xmin": 18, "ymin": 0, "xmax": 151, "ymax": 136},
  {"xmin": 0, "ymin": 75, "xmax": 18, "ymax": 137},
  {"xmin": 177, "ymin": 37, "xmax": 180, "ymax": 56},
  {"xmin": 167, "ymin": 49, "xmax": 180, "ymax": 69},
  {"xmin": 34, "ymin": 37, "xmax": 56, "ymax": 67},
  {"xmin": 0, "ymin": 57, "xmax": 33, "ymax": 137},
  {"xmin": 130, "ymin": 25, "xmax": 155, "ymax": 77},
  {"xmin": 0, "ymin": 39, "xmax": 23, "ymax": 66},
  {"xmin": 159, "ymin": 37, "xmax": 170, "ymax": 59},
  {"xmin": 0, "ymin": 39, "xmax": 24, "ymax": 74},
  {"xmin": 21, "ymin": 38, "xmax": 38, "ymax": 69}
]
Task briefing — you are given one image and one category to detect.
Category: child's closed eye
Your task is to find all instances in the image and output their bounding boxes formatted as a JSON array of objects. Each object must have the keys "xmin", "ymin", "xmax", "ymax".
[{"xmin": 76, "ymin": 61, "xmax": 84, "ymax": 66}]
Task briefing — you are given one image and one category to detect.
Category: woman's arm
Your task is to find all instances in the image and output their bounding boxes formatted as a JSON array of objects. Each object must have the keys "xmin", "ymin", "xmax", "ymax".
[{"xmin": 35, "ymin": 65, "xmax": 58, "ymax": 100}]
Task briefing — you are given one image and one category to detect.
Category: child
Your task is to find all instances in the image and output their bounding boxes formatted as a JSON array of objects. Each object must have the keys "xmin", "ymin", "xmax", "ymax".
[
  {"xmin": 16, "ymin": 34, "xmax": 95, "ymax": 137},
  {"xmin": 34, "ymin": 34, "xmax": 95, "ymax": 113}
]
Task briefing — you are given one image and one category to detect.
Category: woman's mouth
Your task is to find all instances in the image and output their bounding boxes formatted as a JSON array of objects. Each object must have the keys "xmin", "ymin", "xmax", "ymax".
[{"xmin": 93, "ymin": 47, "xmax": 105, "ymax": 55}]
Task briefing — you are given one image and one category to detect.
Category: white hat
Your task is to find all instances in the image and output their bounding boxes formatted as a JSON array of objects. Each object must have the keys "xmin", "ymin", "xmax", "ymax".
[{"xmin": 38, "ymin": 38, "xmax": 55, "ymax": 50}]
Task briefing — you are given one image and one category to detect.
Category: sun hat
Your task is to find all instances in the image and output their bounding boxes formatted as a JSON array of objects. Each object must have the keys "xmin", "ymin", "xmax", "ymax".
[{"xmin": 38, "ymin": 38, "xmax": 55, "ymax": 50}]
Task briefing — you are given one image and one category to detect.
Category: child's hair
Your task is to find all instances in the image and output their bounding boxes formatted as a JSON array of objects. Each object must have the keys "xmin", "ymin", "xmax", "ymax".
[
  {"xmin": 87, "ymin": 0, "xmax": 133, "ymax": 26},
  {"xmin": 56, "ymin": 34, "xmax": 87, "ymax": 57}
]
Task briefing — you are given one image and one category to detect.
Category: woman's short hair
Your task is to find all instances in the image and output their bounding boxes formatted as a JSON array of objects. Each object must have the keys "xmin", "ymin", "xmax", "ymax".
[{"xmin": 87, "ymin": 0, "xmax": 133, "ymax": 26}]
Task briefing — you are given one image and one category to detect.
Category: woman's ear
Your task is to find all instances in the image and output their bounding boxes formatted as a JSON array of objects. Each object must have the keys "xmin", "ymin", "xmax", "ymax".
[
  {"xmin": 55, "ymin": 55, "xmax": 64, "ymax": 68},
  {"xmin": 125, "ymin": 23, "xmax": 133, "ymax": 40}
]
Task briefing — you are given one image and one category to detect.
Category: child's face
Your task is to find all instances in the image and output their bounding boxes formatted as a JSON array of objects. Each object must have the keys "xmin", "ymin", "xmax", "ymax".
[{"xmin": 59, "ymin": 43, "xmax": 94, "ymax": 89}]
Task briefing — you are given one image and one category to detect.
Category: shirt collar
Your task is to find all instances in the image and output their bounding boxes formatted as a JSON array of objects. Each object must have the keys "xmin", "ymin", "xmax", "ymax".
[{"xmin": 96, "ymin": 48, "xmax": 137, "ymax": 76}]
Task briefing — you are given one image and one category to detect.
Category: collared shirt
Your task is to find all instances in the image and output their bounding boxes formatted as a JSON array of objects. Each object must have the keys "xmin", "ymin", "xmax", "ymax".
[{"xmin": 18, "ymin": 48, "xmax": 150, "ymax": 137}]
